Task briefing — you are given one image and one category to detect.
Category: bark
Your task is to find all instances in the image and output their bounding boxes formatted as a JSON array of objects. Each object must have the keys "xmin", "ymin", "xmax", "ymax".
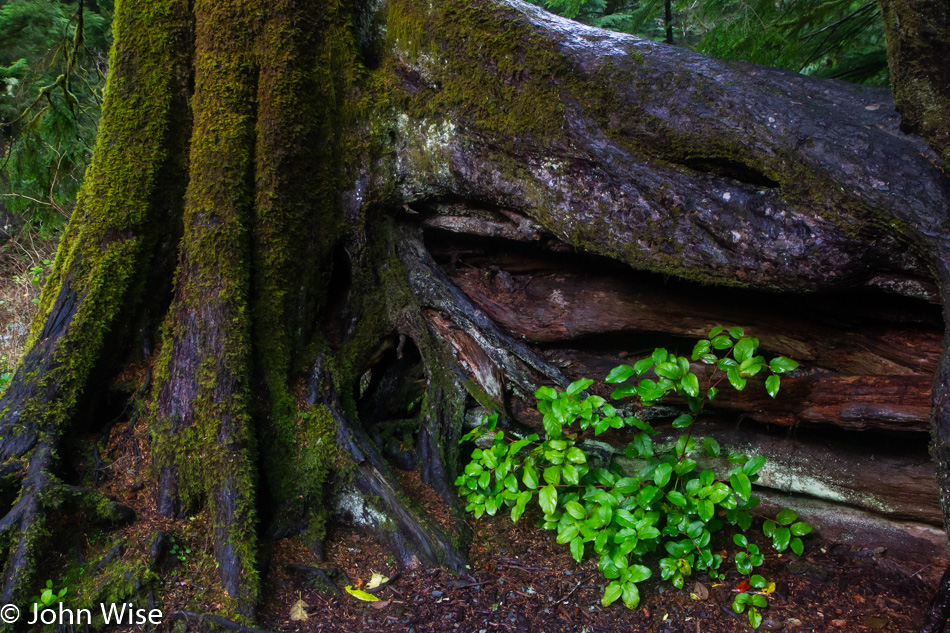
[
  {"xmin": 879, "ymin": 0, "xmax": 950, "ymax": 164},
  {"xmin": 0, "ymin": 0, "xmax": 947, "ymax": 626}
]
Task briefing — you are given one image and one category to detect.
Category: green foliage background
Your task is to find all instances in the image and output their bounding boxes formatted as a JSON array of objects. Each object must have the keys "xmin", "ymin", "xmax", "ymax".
[
  {"xmin": 529, "ymin": 0, "xmax": 889, "ymax": 86},
  {"xmin": 0, "ymin": 0, "xmax": 112, "ymax": 237}
]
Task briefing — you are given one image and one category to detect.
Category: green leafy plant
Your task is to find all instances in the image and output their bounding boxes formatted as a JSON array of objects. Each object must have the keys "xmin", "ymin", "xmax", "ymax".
[
  {"xmin": 169, "ymin": 537, "xmax": 191, "ymax": 563},
  {"xmin": 30, "ymin": 579, "xmax": 67, "ymax": 613},
  {"xmin": 456, "ymin": 326, "xmax": 808, "ymax": 628},
  {"xmin": 0, "ymin": 356, "xmax": 12, "ymax": 394}
]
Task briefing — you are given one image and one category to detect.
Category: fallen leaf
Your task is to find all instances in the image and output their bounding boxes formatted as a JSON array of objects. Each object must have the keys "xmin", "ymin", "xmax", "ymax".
[
  {"xmin": 831, "ymin": 619, "xmax": 847, "ymax": 627},
  {"xmin": 345, "ymin": 585, "xmax": 380, "ymax": 602},
  {"xmin": 785, "ymin": 618, "xmax": 803, "ymax": 627},
  {"xmin": 290, "ymin": 599, "xmax": 309, "ymax": 621},
  {"xmin": 765, "ymin": 582, "xmax": 776, "ymax": 595},
  {"xmin": 864, "ymin": 617, "xmax": 888, "ymax": 629},
  {"xmin": 370, "ymin": 600, "xmax": 391, "ymax": 610},
  {"xmin": 367, "ymin": 572, "xmax": 389, "ymax": 589},
  {"xmin": 689, "ymin": 582, "xmax": 709, "ymax": 601},
  {"xmin": 736, "ymin": 580, "xmax": 750, "ymax": 592}
]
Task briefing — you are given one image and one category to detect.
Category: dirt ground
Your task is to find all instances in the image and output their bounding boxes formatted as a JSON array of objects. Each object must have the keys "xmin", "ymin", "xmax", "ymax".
[{"xmin": 256, "ymin": 474, "xmax": 942, "ymax": 633}]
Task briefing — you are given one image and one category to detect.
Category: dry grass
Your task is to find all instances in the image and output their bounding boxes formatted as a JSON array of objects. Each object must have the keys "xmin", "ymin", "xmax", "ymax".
[{"xmin": 0, "ymin": 229, "xmax": 58, "ymax": 379}]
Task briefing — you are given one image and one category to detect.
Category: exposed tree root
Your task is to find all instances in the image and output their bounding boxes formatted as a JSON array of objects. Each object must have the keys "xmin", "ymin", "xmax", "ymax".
[
  {"xmin": 922, "ymin": 564, "xmax": 950, "ymax": 633},
  {"xmin": 167, "ymin": 611, "xmax": 277, "ymax": 633}
]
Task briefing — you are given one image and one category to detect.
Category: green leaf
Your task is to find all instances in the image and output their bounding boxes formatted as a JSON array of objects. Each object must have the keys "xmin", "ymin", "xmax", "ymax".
[
  {"xmin": 750, "ymin": 574, "xmax": 767, "ymax": 589},
  {"xmin": 742, "ymin": 456, "xmax": 767, "ymax": 476},
  {"xmin": 655, "ymin": 362, "xmax": 681, "ymax": 380},
  {"xmin": 543, "ymin": 466, "xmax": 562, "ymax": 486},
  {"xmin": 776, "ymin": 509, "xmax": 798, "ymax": 525},
  {"xmin": 733, "ymin": 533, "xmax": 748, "ymax": 548},
  {"xmin": 730, "ymin": 472, "xmax": 752, "ymax": 501},
  {"xmin": 539, "ymin": 485, "xmax": 557, "ymax": 514},
  {"xmin": 610, "ymin": 385, "xmax": 639, "ymax": 400},
  {"xmin": 697, "ymin": 499, "xmax": 714, "ymax": 521},
  {"xmin": 638, "ymin": 525, "xmax": 661, "ymax": 540},
  {"xmin": 733, "ymin": 593, "xmax": 748, "ymax": 613},
  {"xmin": 711, "ymin": 335, "xmax": 733, "ymax": 350},
  {"xmin": 739, "ymin": 356, "xmax": 764, "ymax": 376},
  {"xmin": 562, "ymin": 463, "xmax": 581, "ymax": 485},
  {"xmin": 727, "ymin": 366, "xmax": 747, "ymax": 391},
  {"xmin": 542, "ymin": 414, "xmax": 562, "ymax": 440},
  {"xmin": 557, "ymin": 523, "xmax": 579, "ymax": 544},
  {"xmin": 772, "ymin": 526, "xmax": 791, "ymax": 551},
  {"xmin": 627, "ymin": 564, "xmax": 652, "ymax": 583},
  {"xmin": 613, "ymin": 477, "xmax": 640, "ymax": 494},
  {"xmin": 567, "ymin": 378, "xmax": 594, "ymax": 395},
  {"xmin": 570, "ymin": 536, "xmax": 584, "ymax": 563},
  {"xmin": 566, "ymin": 500, "xmax": 587, "ymax": 520},
  {"xmin": 566, "ymin": 446, "xmax": 587, "ymax": 463},
  {"xmin": 653, "ymin": 463, "xmax": 673, "ymax": 487},
  {"xmin": 790, "ymin": 537, "xmax": 804, "ymax": 556},
  {"xmin": 749, "ymin": 607, "xmax": 763, "ymax": 629},
  {"xmin": 637, "ymin": 485, "xmax": 660, "ymax": 508},
  {"xmin": 633, "ymin": 357, "xmax": 654, "ymax": 376},
  {"xmin": 790, "ymin": 521, "xmax": 812, "ymax": 536},
  {"xmin": 615, "ymin": 508, "xmax": 638, "ymax": 528},
  {"xmin": 672, "ymin": 414, "xmax": 693, "ymax": 429},
  {"xmin": 750, "ymin": 594, "xmax": 768, "ymax": 608},
  {"xmin": 703, "ymin": 437, "xmax": 720, "ymax": 457},
  {"xmin": 769, "ymin": 357, "xmax": 800, "ymax": 374},
  {"xmin": 602, "ymin": 581, "xmax": 623, "ymax": 607},
  {"xmin": 523, "ymin": 466, "xmax": 539, "ymax": 489},
  {"xmin": 734, "ymin": 337, "xmax": 754, "ymax": 362},
  {"xmin": 765, "ymin": 374, "xmax": 780, "ymax": 398},
  {"xmin": 345, "ymin": 586, "xmax": 380, "ymax": 602},
  {"xmin": 621, "ymin": 581, "xmax": 640, "ymax": 609},
  {"xmin": 681, "ymin": 372, "xmax": 700, "ymax": 398},
  {"xmin": 511, "ymin": 492, "xmax": 530, "ymax": 522},
  {"xmin": 535, "ymin": 386, "xmax": 559, "ymax": 401},
  {"xmin": 666, "ymin": 491, "xmax": 687, "ymax": 507},
  {"xmin": 652, "ymin": 348, "xmax": 669, "ymax": 365},
  {"xmin": 691, "ymin": 340, "xmax": 711, "ymax": 361},
  {"xmin": 708, "ymin": 326, "xmax": 724, "ymax": 338},
  {"xmin": 665, "ymin": 540, "xmax": 691, "ymax": 558},
  {"xmin": 729, "ymin": 326, "xmax": 745, "ymax": 339},
  {"xmin": 631, "ymin": 433, "xmax": 653, "ymax": 459},
  {"xmin": 707, "ymin": 482, "xmax": 730, "ymax": 503},
  {"xmin": 606, "ymin": 365, "xmax": 636, "ymax": 383},
  {"xmin": 674, "ymin": 458, "xmax": 697, "ymax": 476}
]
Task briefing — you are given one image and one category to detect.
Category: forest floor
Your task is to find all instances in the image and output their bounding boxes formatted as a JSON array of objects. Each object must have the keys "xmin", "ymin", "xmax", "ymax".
[{"xmin": 255, "ymin": 471, "xmax": 941, "ymax": 633}]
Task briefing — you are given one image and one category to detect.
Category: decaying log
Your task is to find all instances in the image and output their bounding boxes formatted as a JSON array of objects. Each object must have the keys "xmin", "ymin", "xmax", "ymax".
[
  {"xmin": 441, "ymin": 247, "xmax": 941, "ymax": 376},
  {"xmin": 541, "ymin": 348, "xmax": 933, "ymax": 433},
  {"xmin": 605, "ymin": 419, "xmax": 942, "ymax": 525}
]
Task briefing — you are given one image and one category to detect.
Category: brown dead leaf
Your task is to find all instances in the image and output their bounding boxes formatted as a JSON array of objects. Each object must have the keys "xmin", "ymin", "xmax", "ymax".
[
  {"xmin": 689, "ymin": 582, "xmax": 709, "ymax": 601},
  {"xmin": 290, "ymin": 599, "xmax": 309, "ymax": 621},
  {"xmin": 864, "ymin": 617, "xmax": 888, "ymax": 629},
  {"xmin": 370, "ymin": 600, "xmax": 391, "ymax": 610}
]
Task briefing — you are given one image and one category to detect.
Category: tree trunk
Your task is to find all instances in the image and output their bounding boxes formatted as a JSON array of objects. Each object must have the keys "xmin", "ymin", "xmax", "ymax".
[{"xmin": 0, "ymin": 0, "xmax": 948, "ymax": 625}]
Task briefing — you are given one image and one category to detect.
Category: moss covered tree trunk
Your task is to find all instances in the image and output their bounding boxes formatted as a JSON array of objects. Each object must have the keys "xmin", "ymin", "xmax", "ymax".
[{"xmin": 0, "ymin": 0, "xmax": 949, "ymax": 628}]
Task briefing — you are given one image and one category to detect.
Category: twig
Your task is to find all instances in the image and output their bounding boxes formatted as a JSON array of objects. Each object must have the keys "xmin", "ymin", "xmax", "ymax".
[
  {"xmin": 554, "ymin": 575, "xmax": 588, "ymax": 605},
  {"xmin": 167, "ymin": 612, "xmax": 276, "ymax": 633}
]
